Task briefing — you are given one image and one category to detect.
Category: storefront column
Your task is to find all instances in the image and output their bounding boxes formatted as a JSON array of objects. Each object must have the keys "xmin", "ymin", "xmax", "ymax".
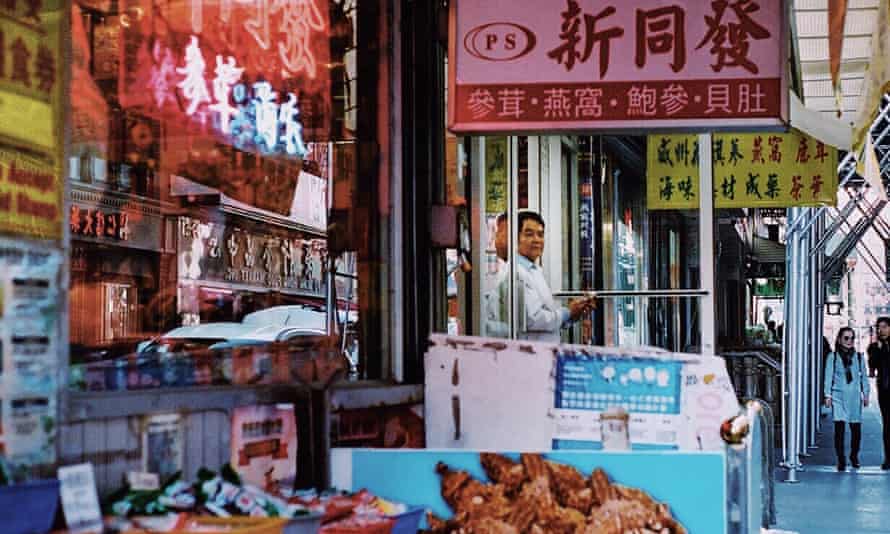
[
  {"xmin": 783, "ymin": 206, "xmax": 803, "ymax": 482},
  {"xmin": 799, "ymin": 209, "xmax": 812, "ymax": 456},
  {"xmin": 698, "ymin": 134, "xmax": 716, "ymax": 354}
]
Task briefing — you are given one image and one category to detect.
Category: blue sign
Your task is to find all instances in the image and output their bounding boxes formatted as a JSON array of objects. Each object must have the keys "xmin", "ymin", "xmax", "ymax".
[
  {"xmin": 556, "ymin": 354, "xmax": 683, "ymax": 414},
  {"xmin": 336, "ymin": 449, "xmax": 727, "ymax": 534}
]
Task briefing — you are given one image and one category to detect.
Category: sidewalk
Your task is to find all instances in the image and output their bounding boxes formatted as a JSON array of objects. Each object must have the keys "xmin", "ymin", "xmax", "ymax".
[{"xmin": 773, "ymin": 380, "xmax": 890, "ymax": 534}]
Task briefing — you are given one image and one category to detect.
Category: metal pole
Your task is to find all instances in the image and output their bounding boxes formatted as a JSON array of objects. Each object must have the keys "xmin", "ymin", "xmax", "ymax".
[
  {"xmin": 784, "ymin": 206, "xmax": 801, "ymax": 482},
  {"xmin": 808, "ymin": 209, "xmax": 819, "ymax": 449},
  {"xmin": 799, "ymin": 208, "xmax": 811, "ymax": 456},
  {"xmin": 553, "ymin": 289, "xmax": 709, "ymax": 298},
  {"xmin": 470, "ymin": 138, "xmax": 486, "ymax": 337},
  {"xmin": 814, "ymin": 212, "xmax": 825, "ymax": 437},
  {"xmin": 699, "ymin": 133, "xmax": 716, "ymax": 355}
]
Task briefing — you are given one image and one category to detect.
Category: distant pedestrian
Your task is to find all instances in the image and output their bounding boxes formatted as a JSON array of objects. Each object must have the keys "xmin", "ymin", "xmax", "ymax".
[
  {"xmin": 825, "ymin": 327, "xmax": 869, "ymax": 471},
  {"xmin": 868, "ymin": 317, "xmax": 890, "ymax": 469}
]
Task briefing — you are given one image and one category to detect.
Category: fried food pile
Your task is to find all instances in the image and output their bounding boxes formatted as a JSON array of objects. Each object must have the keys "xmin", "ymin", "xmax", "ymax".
[{"xmin": 424, "ymin": 453, "xmax": 687, "ymax": 534}]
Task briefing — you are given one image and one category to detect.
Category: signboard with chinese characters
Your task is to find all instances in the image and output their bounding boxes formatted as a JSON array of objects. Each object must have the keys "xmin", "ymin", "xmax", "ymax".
[
  {"xmin": 0, "ymin": 0, "xmax": 64, "ymax": 240},
  {"xmin": 448, "ymin": 0, "xmax": 787, "ymax": 133},
  {"xmin": 121, "ymin": 35, "xmax": 309, "ymax": 159},
  {"xmin": 0, "ymin": 0, "xmax": 63, "ymax": 152},
  {"xmin": 646, "ymin": 131, "xmax": 838, "ymax": 209},
  {"xmin": 118, "ymin": 0, "xmax": 331, "ymax": 145},
  {"xmin": 0, "ymin": 147, "xmax": 62, "ymax": 239},
  {"xmin": 231, "ymin": 404, "xmax": 297, "ymax": 489},
  {"xmin": 69, "ymin": 207, "xmax": 130, "ymax": 242},
  {"xmin": 178, "ymin": 216, "xmax": 327, "ymax": 296}
]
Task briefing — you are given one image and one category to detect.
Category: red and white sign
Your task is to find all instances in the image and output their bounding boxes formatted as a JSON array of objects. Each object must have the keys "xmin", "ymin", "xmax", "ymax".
[{"xmin": 448, "ymin": 0, "xmax": 788, "ymax": 133}]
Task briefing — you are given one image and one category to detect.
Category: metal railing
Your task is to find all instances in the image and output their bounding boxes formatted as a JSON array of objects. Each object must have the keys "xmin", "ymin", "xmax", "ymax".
[
  {"xmin": 723, "ymin": 351, "xmax": 783, "ymax": 447},
  {"xmin": 727, "ymin": 399, "xmax": 776, "ymax": 534}
]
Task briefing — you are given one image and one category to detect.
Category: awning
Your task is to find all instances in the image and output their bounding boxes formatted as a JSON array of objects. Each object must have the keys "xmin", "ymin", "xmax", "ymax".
[
  {"xmin": 793, "ymin": 1, "xmax": 877, "ymax": 123},
  {"xmin": 171, "ymin": 174, "xmax": 325, "ymax": 236},
  {"xmin": 790, "ymin": 91, "xmax": 852, "ymax": 150}
]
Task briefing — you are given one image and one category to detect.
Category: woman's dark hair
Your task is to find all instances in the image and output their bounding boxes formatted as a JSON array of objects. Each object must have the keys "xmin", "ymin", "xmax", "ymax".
[{"xmin": 834, "ymin": 327, "xmax": 856, "ymax": 354}]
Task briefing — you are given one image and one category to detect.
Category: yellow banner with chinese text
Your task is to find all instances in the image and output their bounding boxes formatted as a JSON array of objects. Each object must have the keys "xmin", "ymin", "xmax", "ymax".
[
  {"xmin": 0, "ymin": 146, "xmax": 62, "ymax": 239},
  {"xmin": 647, "ymin": 131, "xmax": 839, "ymax": 210},
  {"xmin": 0, "ymin": 1, "xmax": 64, "ymax": 239},
  {"xmin": 0, "ymin": 5, "xmax": 62, "ymax": 151}
]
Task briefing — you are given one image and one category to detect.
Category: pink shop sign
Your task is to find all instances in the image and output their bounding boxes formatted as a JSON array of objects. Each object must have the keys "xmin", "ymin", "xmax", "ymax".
[{"xmin": 448, "ymin": 0, "xmax": 788, "ymax": 133}]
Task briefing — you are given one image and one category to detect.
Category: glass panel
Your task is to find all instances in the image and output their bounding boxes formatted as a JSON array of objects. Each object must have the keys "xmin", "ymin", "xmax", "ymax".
[
  {"xmin": 68, "ymin": 0, "xmax": 383, "ymax": 390},
  {"xmin": 482, "ymin": 137, "xmax": 509, "ymax": 338}
]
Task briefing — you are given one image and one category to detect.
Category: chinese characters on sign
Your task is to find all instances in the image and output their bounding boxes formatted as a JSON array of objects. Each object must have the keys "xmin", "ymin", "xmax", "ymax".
[
  {"xmin": 450, "ymin": 0, "xmax": 785, "ymax": 132},
  {"xmin": 178, "ymin": 217, "xmax": 327, "ymax": 295},
  {"xmin": 144, "ymin": 36, "xmax": 308, "ymax": 158},
  {"xmin": 0, "ymin": 148, "xmax": 61, "ymax": 238},
  {"xmin": 0, "ymin": 0, "xmax": 58, "ymax": 103},
  {"xmin": 68, "ymin": 206, "xmax": 130, "ymax": 241},
  {"xmin": 646, "ymin": 131, "xmax": 838, "ymax": 209},
  {"xmin": 0, "ymin": 0, "xmax": 63, "ymax": 240}
]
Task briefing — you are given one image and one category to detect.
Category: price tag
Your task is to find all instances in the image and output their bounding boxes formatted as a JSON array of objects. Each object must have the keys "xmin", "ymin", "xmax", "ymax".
[{"xmin": 127, "ymin": 471, "xmax": 160, "ymax": 491}]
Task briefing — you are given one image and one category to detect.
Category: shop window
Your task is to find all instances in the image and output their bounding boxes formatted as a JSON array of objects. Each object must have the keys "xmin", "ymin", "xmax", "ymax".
[
  {"xmin": 103, "ymin": 283, "xmax": 136, "ymax": 340},
  {"xmin": 446, "ymin": 136, "xmax": 593, "ymax": 344},
  {"xmin": 67, "ymin": 0, "xmax": 389, "ymax": 393}
]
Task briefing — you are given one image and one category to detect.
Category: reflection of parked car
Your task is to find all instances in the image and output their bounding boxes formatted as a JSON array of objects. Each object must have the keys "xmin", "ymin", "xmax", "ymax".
[
  {"xmin": 209, "ymin": 326, "xmax": 328, "ymax": 385},
  {"xmin": 241, "ymin": 305, "xmax": 358, "ymax": 368},
  {"xmin": 116, "ymin": 305, "xmax": 352, "ymax": 388},
  {"xmin": 137, "ymin": 323, "xmax": 256, "ymax": 354}
]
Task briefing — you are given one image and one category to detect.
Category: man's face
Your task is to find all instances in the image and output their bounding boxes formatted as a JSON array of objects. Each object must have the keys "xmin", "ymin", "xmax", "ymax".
[
  {"xmin": 494, "ymin": 218, "xmax": 507, "ymax": 261},
  {"xmin": 518, "ymin": 219, "xmax": 545, "ymax": 262},
  {"xmin": 879, "ymin": 322, "xmax": 890, "ymax": 340}
]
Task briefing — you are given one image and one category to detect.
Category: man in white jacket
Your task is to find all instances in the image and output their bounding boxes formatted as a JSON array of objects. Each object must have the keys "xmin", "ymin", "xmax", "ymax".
[
  {"xmin": 485, "ymin": 210, "xmax": 593, "ymax": 342},
  {"xmin": 514, "ymin": 211, "xmax": 593, "ymax": 342}
]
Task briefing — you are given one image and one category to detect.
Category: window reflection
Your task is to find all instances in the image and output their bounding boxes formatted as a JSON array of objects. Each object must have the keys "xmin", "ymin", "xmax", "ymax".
[{"xmin": 68, "ymin": 0, "xmax": 368, "ymax": 391}]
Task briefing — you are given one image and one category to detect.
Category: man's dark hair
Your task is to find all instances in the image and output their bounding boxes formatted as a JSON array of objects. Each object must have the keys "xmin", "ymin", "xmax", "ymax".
[
  {"xmin": 878, "ymin": 317, "xmax": 890, "ymax": 328},
  {"xmin": 517, "ymin": 210, "xmax": 545, "ymax": 235},
  {"xmin": 496, "ymin": 212, "xmax": 508, "ymax": 226}
]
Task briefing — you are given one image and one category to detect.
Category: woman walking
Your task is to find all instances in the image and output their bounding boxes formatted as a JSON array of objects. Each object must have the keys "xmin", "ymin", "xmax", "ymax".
[{"xmin": 824, "ymin": 327, "xmax": 870, "ymax": 471}]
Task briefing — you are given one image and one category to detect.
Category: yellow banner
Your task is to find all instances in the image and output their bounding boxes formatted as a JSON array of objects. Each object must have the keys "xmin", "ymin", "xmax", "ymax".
[
  {"xmin": 0, "ymin": 147, "xmax": 62, "ymax": 239},
  {"xmin": 0, "ymin": 1, "xmax": 64, "ymax": 239},
  {"xmin": 647, "ymin": 131, "xmax": 839, "ymax": 210}
]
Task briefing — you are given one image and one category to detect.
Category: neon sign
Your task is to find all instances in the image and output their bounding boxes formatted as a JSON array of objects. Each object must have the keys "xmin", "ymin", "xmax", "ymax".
[
  {"xmin": 151, "ymin": 36, "xmax": 308, "ymax": 158},
  {"xmin": 187, "ymin": 0, "xmax": 325, "ymax": 79},
  {"xmin": 177, "ymin": 36, "xmax": 212, "ymax": 116}
]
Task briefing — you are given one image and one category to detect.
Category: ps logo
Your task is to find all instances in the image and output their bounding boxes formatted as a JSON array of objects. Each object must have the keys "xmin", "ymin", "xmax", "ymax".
[{"xmin": 464, "ymin": 22, "xmax": 537, "ymax": 62}]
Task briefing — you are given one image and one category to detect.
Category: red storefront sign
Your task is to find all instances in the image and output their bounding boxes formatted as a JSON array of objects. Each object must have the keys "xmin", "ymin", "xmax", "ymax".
[{"xmin": 448, "ymin": 0, "xmax": 788, "ymax": 133}]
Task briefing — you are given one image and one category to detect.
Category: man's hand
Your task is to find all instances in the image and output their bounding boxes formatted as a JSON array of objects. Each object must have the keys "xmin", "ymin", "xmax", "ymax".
[
  {"xmin": 568, "ymin": 297, "xmax": 596, "ymax": 321},
  {"xmin": 825, "ymin": 396, "xmax": 832, "ymax": 408},
  {"xmin": 568, "ymin": 299, "xmax": 588, "ymax": 321}
]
